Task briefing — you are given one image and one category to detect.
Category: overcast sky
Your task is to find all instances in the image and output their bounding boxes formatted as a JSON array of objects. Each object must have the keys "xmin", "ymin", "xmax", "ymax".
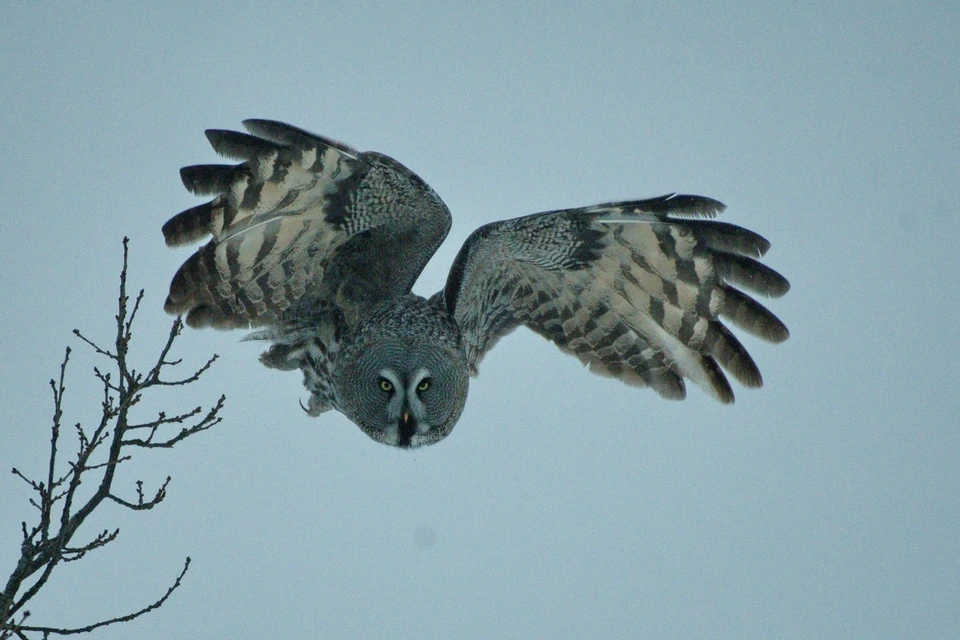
[{"xmin": 2, "ymin": 3, "xmax": 958, "ymax": 639}]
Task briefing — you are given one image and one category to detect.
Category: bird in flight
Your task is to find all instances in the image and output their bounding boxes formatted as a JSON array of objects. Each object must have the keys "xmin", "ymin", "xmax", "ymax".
[{"xmin": 163, "ymin": 120, "xmax": 789, "ymax": 448}]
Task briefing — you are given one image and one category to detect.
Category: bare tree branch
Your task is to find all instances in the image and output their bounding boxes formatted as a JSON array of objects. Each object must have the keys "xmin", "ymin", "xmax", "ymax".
[
  {"xmin": 11, "ymin": 559, "xmax": 191, "ymax": 637},
  {"xmin": 1, "ymin": 239, "xmax": 223, "ymax": 639}
]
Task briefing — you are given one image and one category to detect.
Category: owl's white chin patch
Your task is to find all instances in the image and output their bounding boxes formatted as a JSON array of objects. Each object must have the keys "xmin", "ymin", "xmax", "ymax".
[
  {"xmin": 373, "ymin": 423, "xmax": 399, "ymax": 445},
  {"xmin": 380, "ymin": 418, "xmax": 436, "ymax": 448},
  {"xmin": 362, "ymin": 422, "xmax": 440, "ymax": 448},
  {"xmin": 408, "ymin": 428, "xmax": 444, "ymax": 449},
  {"xmin": 414, "ymin": 421, "xmax": 433, "ymax": 439}
]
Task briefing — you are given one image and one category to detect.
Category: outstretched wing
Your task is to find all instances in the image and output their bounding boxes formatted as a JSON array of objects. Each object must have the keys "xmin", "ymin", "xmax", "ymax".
[
  {"xmin": 163, "ymin": 120, "xmax": 451, "ymax": 330},
  {"xmin": 442, "ymin": 195, "xmax": 789, "ymax": 403}
]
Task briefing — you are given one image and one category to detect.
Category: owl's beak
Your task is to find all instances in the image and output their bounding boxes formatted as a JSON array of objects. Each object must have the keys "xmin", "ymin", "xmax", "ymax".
[{"xmin": 397, "ymin": 410, "xmax": 415, "ymax": 448}]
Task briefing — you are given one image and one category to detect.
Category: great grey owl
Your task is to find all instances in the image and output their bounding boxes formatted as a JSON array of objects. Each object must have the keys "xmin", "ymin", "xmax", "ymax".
[{"xmin": 163, "ymin": 120, "xmax": 789, "ymax": 448}]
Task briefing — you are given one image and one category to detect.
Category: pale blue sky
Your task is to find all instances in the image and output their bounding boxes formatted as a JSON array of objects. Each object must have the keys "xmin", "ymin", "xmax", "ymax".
[{"xmin": 2, "ymin": 3, "xmax": 958, "ymax": 638}]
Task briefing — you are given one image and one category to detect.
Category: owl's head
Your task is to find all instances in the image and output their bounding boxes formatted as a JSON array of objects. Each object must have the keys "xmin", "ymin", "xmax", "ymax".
[{"xmin": 332, "ymin": 299, "xmax": 469, "ymax": 448}]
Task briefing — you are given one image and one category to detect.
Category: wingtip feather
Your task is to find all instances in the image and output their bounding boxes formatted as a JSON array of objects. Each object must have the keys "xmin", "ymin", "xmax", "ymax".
[
  {"xmin": 664, "ymin": 193, "xmax": 727, "ymax": 218},
  {"xmin": 180, "ymin": 164, "xmax": 236, "ymax": 196},
  {"xmin": 241, "ymin": 119, "xmax": 357, "ymax": 156},
  {"xmin": 204, "ymin": 128, "xmax": 281, "ymax": 160},
  {"xmin": 162, "ymin": 203, "xmax": 214, "ymax": 247}
]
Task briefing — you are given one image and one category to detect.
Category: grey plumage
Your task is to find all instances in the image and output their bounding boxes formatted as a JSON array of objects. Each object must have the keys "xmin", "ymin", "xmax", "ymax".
[{"xmin": 163, "ymin": 120, "xmax": 790, "ymax": 448}]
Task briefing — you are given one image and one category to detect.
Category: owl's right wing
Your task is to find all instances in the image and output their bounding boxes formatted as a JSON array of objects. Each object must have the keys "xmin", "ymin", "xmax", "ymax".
[
  {"xmin": 163, "ymin": 120, "xmax": 451, "ymax": 330},
  {"xmin": 442, "ymin": 195, "xmax": 789, "ymax": 403}
]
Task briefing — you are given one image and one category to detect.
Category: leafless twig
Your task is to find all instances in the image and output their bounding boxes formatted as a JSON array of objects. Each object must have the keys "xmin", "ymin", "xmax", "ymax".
[{"xmin": 1, "ymin": 239, "xmax": 224, "ymax": 638}]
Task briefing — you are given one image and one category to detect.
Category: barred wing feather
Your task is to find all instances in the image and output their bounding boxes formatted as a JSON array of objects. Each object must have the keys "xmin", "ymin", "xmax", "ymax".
[
  {"xmin": 443, "ymin": 194, "xmax": 789, "ymax": 403},
  {"xmin": 163, "ymin": 120, "xmax": 451, "ymax": 330}
]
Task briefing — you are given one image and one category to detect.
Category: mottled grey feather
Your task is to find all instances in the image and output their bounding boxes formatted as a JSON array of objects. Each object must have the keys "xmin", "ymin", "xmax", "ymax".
[{"xmin": 443, "ymin": 195, "xmax": 790, "ymax": 403}]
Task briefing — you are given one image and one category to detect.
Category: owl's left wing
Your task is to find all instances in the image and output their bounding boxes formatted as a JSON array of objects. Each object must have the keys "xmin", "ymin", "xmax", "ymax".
[{"xmin": 441, "ymin": 195, "xmax": 789, "ymax": 403}]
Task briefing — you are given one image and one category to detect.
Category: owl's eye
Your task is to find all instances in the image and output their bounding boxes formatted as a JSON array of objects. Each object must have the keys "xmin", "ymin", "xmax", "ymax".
[
  {"xmin": 416, "ymin": 378, "xmax": 432, "ymax": 392},
  {"xmin": 379, "ymin": 378, "xmax": 394, "ymax": 393}
]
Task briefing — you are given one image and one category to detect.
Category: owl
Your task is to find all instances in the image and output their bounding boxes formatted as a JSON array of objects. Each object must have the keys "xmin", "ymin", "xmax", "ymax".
[{"xmin": 163, "ymin": 120, "xmax": 789, "ymax": 448}]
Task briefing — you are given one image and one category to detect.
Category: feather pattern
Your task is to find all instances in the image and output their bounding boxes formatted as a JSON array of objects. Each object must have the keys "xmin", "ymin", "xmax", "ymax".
[
  {"xmin": 163, "ymin": 120, "xmax": 450, "ymax": 330},
  {"xmin": 443, "ymin": 196, "xmax": 790, "ymax": 403}
]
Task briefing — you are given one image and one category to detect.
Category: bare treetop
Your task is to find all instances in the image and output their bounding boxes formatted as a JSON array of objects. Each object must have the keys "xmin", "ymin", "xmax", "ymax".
[{"xmin": 1, "ymin": 239, "xmax": 224, "ymax": 639}]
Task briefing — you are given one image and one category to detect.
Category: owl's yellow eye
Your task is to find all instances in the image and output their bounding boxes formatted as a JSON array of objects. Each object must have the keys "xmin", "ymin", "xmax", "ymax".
[
  {"xmin": 417, "ymin": 379, "xmax": 431, "ymax": 392},
  {"xmin": 379, "ymin": 379, "xmax": 394, "ymax": 392}
]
